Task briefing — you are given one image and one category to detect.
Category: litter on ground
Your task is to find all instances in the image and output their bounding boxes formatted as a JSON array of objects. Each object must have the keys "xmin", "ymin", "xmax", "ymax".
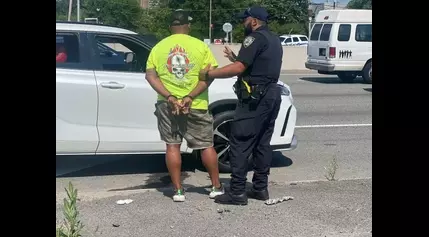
[
  {"xmin": 265, "ymin": 196, "xmax": 294, "ymax": 205},
  {"xmin": 116, "ymin": 199, "xmax": 133, "ymax": 205}
]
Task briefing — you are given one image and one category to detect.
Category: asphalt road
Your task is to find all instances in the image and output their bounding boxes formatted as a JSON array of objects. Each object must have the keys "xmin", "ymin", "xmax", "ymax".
[{"xmin": 56, "ymin": 73, "xmax": 372, "ymax": 236}]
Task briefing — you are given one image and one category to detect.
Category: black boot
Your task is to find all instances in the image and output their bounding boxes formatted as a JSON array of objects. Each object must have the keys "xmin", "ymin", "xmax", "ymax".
[
  {"xmin": 247, "ymin": 188, "xmax": 269, "ymax": 201},
  {"xmin": 214, "ymin": 192, "xmax": 248, "ymax": 205}
]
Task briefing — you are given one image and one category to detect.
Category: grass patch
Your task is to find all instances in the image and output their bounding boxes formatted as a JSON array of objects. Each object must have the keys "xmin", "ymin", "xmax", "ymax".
[
  {"xmin": 56, "ymin": 182, "xmax": 84, "ymax": 237},
  {"xmin": 324, "ymin": 157, "xmax": 339, "ymax": 181}
]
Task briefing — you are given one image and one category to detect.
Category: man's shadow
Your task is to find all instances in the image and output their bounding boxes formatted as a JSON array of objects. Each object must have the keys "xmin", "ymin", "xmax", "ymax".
[{"xmin": 108, "ymin": 151, "xmax": 293, "ymax": 199}]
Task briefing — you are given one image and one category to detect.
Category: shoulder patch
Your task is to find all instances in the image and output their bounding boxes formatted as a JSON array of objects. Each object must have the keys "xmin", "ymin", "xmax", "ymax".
[{"xmin": 243, "ymin": 36, "xmax": 255, "ymax": 48}]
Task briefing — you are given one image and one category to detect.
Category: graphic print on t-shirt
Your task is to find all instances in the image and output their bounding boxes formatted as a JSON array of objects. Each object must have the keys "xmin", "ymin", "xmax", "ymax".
[{"xmin": 165, "ymin": 44, "xmax": 194, "ymax": 83}]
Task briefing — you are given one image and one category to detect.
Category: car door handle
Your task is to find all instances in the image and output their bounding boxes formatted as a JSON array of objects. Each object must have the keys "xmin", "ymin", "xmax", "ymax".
[{"xmin": 100, "ymin": 81, "xmax": 125, "ymax": 89}]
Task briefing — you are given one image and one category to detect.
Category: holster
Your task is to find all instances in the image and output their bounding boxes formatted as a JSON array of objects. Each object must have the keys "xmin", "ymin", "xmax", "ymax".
[
  {"xmin": 233, "ymin": 79, "xmax": 251, "ymax": 100},
  {"xmin": 233, "ymin": 78, "xmax": 269, "ymax": 102}
]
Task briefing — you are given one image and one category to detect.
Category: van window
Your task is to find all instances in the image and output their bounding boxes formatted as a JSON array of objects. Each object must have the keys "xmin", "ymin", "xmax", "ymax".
[
  {"xmin": 319, "ymin": 24, "xmax": 332, "ymax": 41},
  {"xmin": 285, "ymin": 38, "xmax": 292, "ymax": 43},
  {"xmin": 292, "ymin": 37, "xmax": 299, "ymax": 42},
  {"xmin": 310, "ymin": 24, "xmax": 322, "ymax": 41},
  {"xmin": 337, "ymin": 24, "xmax": 351, "ymax": 41},
  {"xmin": 355, "ymin": 24, "xmax": 372, "ymax": 42}
]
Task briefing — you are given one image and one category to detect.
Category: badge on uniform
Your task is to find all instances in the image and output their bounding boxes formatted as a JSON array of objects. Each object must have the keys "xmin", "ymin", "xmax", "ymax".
[{"xmin": 243, "ymin": 36, "xmax": 255, "ymax": 48}]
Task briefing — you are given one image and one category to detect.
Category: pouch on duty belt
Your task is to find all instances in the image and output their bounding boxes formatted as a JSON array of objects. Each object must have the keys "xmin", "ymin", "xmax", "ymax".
[{"xmin": 233, "ymin": 79, "xmax": 267, "ymax": 101}]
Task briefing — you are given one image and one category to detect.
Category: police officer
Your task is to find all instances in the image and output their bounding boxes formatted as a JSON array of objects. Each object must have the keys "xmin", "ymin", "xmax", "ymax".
[{"xmin": 199, "ymin": 6, "xmax": 283, "ymax": 205}]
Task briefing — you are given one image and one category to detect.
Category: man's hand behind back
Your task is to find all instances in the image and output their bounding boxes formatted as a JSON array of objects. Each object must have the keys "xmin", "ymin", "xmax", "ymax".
[
  {"xmin": 167, "ymin": 96, "xmax": 181, "ymax": 115},
  {"xmin": 180, "ymin": 96, "xmax": 193, "ymax": 115}
]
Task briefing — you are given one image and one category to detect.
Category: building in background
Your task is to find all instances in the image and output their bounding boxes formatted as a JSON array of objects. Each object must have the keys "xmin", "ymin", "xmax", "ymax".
[
  {"xmin": 139, "ymin": 0, "xmax": 148, "ymax": 8},
  {"xmin": 139, "ymin": 0, "xmax": 159, "ymax": 9}
]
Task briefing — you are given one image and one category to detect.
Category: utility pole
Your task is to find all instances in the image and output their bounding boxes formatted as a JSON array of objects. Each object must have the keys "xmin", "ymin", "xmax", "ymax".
[
  {"xmin": 209, "ymin": 0, "xmax": 212, "ymax": 43},
  {"xmin": 68, "ymin": 0, "xmax": 73, "ymax": 21},
  {"xmin": 77, "ymin": 0, "xmax": 80, "ymax": 22}
]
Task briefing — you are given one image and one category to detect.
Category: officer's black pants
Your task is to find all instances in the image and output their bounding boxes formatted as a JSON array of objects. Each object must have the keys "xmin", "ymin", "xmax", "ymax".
[{"xmin": 229, "ymin": 83, "xmax": 281, "ymax": 195}]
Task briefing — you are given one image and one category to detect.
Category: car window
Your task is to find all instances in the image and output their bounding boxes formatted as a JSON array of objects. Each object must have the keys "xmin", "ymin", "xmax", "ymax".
[
  {"xmin": 94, "ymin": 35, "xmax": 150, "ymax": 73},
  {"xmin": 319, "ymin": 24, "xmax": 333, "ymax": 41},
  {"xmin": 56, "ymin": 33, "xmax": 80, "ymax": 64},
  {"xmin": 98, "ymin": 43, "xmax": 119, "ymax": 57},
  {"xmin": 285, "ymin": 38, "xmax": 292, "ymax": 43},
  {"xmin": 279, "ymin": 37, "xmax": 285, "ymax": 43},
  {"xmin": 299, "ymin": 36, "xmax": 308, "ymax": 42},
  {"xmin": 310, "ymin": 24, "xmax": 322, "ymax": 41},
  {"xmin": 292, "ymin": 37, "xmax": 299, "ymax": 42},
  {"xmin": 355, "ymin": 24, "xmax": 372, "ymax": 42},
  {"xmin": 338, "ymin": 24, "xmax": 351, "ymax": 42}
]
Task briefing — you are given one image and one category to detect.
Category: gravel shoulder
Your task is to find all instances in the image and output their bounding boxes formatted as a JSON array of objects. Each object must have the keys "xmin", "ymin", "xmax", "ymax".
[{"xmin": 56, "ymin": 179, "xmax": 372, "ymax": 237}]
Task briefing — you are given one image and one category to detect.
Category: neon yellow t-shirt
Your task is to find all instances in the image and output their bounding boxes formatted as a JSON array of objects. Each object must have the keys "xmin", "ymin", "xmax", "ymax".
[{"xmin": 146, "ymin": 34, "xmax": 218, "ymax": 110}]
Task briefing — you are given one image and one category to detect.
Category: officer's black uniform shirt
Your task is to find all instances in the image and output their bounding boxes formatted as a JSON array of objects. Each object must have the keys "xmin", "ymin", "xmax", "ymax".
[{"xmin": 235, "ymin": 25, "xmax": 283, "ymax": 85}]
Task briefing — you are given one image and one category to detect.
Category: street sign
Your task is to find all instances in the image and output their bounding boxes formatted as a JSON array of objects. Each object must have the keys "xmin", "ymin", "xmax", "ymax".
[
  {"xmin": 222, "ymin": 23, "xmax": 233, "ymax": 33},
  {"xmin": 214, "ymin": 39, "xmax": 222, "ymax": 45}
]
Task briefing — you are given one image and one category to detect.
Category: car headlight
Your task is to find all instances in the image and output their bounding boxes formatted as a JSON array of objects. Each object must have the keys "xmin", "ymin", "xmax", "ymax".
[{"xmin": 280, "ymin": 85, "xmax": 290, "ymax": 96}]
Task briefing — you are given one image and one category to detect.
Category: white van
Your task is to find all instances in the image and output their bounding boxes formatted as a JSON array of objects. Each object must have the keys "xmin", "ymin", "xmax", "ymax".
[{"xmin": 305, "ymin": 10, "xmax": 372, "ymax": 83}]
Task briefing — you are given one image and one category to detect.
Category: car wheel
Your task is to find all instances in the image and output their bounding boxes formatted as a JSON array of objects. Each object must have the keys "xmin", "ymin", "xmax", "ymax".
[
  {"xmin": 337, "ymin": 72, "xmax": 357, "ymax": 83},
  {"xmin": 362, "ymin": 61, "xmax": 372, "ymax": 84},
  {"xmin": 208, "ymin": 110, "xmax": 253, "ymax": 173}
]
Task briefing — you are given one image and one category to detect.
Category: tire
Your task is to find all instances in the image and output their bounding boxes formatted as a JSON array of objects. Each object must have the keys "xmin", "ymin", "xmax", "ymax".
[
  {"xmin": 362, "ymin": 61, "xmax": 372, "ymax": 84},
  {"xmin": 337, "ymin": 72, "xmax": 357, "ymax": 83},
  {"xmin": 195, "ymin": 110, "xmax": 253, "ymax": 173}
]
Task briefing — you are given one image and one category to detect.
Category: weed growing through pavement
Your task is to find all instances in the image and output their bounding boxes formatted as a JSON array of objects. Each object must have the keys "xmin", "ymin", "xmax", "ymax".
[
  {"xmin": 56, "ymin": 182, "xmax": 84, "ymax": 237},
  {"xmin": 324, "ymin": 157, "xmax": 339, "ymax": 181}
]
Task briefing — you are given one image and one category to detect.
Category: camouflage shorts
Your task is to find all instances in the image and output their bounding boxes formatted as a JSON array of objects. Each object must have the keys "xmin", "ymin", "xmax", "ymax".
[{"xmin": 154, "ymin": 101, "xmax": 214, "ymax": 149}]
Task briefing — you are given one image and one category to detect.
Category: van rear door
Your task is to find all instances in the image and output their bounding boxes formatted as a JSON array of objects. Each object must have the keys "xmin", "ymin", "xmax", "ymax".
[{"xmin": 308, "ymin": 23, "xmax": 334, "ymax": 61}]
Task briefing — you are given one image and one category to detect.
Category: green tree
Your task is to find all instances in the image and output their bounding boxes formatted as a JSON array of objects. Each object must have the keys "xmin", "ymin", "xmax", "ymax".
[
  {"xmin": 56, "ymin": 0, "xmax": 72, "ymax": 20},
  {"xmin": 57, "ymin": 0, "xmax": 309, "ymax": 43},
  {"xmin": 83, "ymin": 0, "xmax": 143, "ymax": 31},
  {"xmin": 255, "ymin": 0, "xmax": 309, "ymax": 37},
  {"xmin": 347, "ymin": 0, "xmax": 372, "ymax": 9},
  {"xmin": 139, "ymin": 7, "xmax": 172, "ymax": 40}
]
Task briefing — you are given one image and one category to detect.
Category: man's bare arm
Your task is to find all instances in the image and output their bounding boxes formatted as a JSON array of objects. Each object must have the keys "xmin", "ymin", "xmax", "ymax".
[
  {"xmin": 207, "ymin": 62, "xmax": 246, "ymax": 79},
  {"xmin": 188, "ymin": 66, "xmax": 216, "ymax": 98},
  {"xmin": 188, "ymin": 79, "xmax": 213, "ymax": 98},
  {"xmin": 145, "ymin": 69, "xmax": 171, "ymax": 98}
]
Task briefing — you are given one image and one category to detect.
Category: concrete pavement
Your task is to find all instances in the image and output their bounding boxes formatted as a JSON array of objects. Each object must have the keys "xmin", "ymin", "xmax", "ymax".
[{"xmin": 56, "ymin": 179, "xmax": 372, "ymax": 237}]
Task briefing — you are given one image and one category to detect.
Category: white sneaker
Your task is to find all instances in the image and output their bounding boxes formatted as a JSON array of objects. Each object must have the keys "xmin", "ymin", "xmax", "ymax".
[
  {"xmin": 173, "ymin": 188, "xmax": 185, "ymax": 202},
  {"xmin": 209, "ymin": 185, "xmax": 225, "ymax": 199}
]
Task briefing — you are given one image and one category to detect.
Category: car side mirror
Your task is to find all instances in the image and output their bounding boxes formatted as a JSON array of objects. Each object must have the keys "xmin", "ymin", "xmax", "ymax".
[{"xmin": 125, "ymin": 52, "xmax": 135, "ymax": 63}]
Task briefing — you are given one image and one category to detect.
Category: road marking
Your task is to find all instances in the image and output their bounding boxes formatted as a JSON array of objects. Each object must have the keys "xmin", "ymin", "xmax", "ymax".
[
  {"xmin": 296, "ymin": 124, "xmax": 372, "ymax": 129},
  {"xmin": 280, "ymin": 73, "xmax": 324, "ymax": 76}
]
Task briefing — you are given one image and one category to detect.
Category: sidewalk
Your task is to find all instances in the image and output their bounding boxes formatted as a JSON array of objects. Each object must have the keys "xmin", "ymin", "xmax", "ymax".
[{"xmin": 56, "ymin": 178, "xmax": 372, "ymax": 237}]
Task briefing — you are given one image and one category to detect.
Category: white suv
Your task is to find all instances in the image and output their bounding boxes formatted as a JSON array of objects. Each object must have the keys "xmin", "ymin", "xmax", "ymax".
[
  {"xmin": 56, "ymin": 21, "xmax": 298, "ymax": 173},
  {"xmin": 279, "ymin": 34, "xmax": 309, "ymax": 46}
]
